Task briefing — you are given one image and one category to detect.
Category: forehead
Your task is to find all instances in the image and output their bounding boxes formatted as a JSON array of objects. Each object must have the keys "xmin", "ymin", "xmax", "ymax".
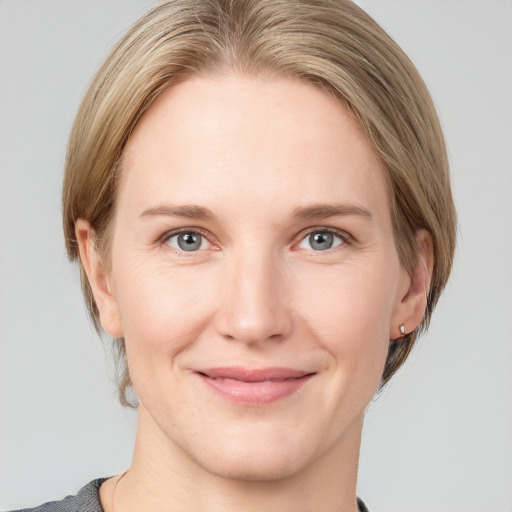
[{"xmin": 120, "ymin": 74, "xmax": 389, "ymax": 220}]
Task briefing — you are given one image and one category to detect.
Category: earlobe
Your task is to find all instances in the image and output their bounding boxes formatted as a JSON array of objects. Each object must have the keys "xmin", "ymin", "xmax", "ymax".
[
  {"xmin": 390, "ymin": 230, "xmax": 434, "ymax": 339},
  {"xmin": 75, "ymin": 219, "xmax": 124, "ymax": 338}
]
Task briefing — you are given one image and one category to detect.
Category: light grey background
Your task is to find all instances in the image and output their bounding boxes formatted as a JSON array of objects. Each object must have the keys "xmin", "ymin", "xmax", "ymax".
[{"xmin": 0, "ymin": 1, "xmax": 511, "ymax": 511}]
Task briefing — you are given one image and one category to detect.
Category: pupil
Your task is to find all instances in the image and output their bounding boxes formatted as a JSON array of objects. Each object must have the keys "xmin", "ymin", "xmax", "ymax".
[
  {"xmin": 178, "ymin": 232, "xmax": 201, "ymax": 251},
  {"xmin": 310, "ymin": 232, "xmax": 333, "ymax": 251}
]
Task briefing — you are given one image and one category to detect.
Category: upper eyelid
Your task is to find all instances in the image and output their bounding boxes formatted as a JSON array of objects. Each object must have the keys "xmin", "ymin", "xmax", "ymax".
[
  {"xmin": 294, "ymin": 226, "xmax": 353, "ymax": 244},
  {"xmin": 160, "ymin": 226, "xmax": 212, "ymax": 242}
]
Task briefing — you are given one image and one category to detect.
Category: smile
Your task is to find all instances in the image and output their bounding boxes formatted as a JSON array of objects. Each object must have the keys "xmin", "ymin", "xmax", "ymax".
[{"xmin": 195, "ymin": 367, "xmax": 315, "ymax": 405}]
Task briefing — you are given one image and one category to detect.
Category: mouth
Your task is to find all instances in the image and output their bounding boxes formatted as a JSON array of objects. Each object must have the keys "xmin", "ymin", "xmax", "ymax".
[{"xmin": 195, "ymin": 367, "xmax": 316, "ymax": 405}]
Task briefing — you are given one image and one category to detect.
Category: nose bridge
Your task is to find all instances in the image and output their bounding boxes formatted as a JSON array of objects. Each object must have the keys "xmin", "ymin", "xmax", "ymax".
[{"xmin": 216, "ymin": 245, "xmax": 293, "ymax": 344}]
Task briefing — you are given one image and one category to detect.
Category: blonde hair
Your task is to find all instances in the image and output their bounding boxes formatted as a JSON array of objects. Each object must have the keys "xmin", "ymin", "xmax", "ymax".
[{"xmin": 63, "ymin": 0, "xmax": 456, "ymax": 405}]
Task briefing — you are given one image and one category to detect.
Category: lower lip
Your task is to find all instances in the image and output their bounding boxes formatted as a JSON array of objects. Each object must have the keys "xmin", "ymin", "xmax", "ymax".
[{"xmin": 197, "ymin": 374, "xmax": 314, "ymax": 405}]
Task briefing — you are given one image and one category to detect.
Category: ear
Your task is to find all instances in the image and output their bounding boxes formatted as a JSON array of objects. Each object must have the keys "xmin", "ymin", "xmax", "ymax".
[
  {"xmin": 390, "ymin": 229, "xmax": 434, "ymax": 339},
  {"xmin": 75, "ymin": 219, "xmax": 124, "ymax": 339}
]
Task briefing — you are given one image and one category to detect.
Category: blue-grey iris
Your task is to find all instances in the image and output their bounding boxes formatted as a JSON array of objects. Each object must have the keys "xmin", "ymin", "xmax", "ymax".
[
  {"xmin": 177, "ymin": 232, "xmax": 202, "ymax": 251},
  {"xmin": 309, "ymin": 232, "xmax": 334, "ymax": 251}
]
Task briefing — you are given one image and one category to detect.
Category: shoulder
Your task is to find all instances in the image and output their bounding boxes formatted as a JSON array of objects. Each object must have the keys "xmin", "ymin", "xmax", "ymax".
[
  {"xmin": 8, "ymin": 479, "xmax": 107, "ymax": 512},
  {"xmin": 10, "ymin": 481, "xmax": 369, "ymax": 512}
]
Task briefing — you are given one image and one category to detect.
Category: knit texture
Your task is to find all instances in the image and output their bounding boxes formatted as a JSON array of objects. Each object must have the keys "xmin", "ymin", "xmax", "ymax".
[
  {"xmin": 11, "ymin": 479, "xmax": 370, "ymax": 511},
  {"xmin": 10, "ymin": 479, "xmax": 106, "ymax": 512}
]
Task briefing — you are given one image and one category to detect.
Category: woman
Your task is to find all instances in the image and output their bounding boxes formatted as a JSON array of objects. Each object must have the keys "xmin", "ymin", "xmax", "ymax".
[{"xmin": 13, "ymin": 0, "xmax": 456, "ymax": 511}]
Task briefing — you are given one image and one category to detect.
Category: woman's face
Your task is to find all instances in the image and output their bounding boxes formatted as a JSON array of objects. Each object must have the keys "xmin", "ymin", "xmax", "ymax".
[{"xmin": 92, "ymin": 74, "xmax": 413, "ymax": 480}]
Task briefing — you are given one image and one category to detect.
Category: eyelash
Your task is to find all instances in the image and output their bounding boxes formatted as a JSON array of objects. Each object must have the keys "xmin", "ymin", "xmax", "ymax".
[{"xmin": 159, "ymin": 226, "xmax": 353, "ymax": 255}]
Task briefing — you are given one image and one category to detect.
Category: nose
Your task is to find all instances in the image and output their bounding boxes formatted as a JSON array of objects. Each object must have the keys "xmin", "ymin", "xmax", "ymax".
[{"xmin": 215, "ymin": 251, "xmax": 294, "ymax": 345}]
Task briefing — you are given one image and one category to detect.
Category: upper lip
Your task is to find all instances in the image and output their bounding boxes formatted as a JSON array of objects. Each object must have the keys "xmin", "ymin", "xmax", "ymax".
[{"xmin": 196, "ymin": 367, "xmax": 314, "ymax": 382}]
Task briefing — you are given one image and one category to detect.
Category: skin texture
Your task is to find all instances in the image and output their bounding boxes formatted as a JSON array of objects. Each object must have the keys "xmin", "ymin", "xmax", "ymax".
[{"xmin": 77, "ymin": 74, "xmax": 432, "ymax": 512}]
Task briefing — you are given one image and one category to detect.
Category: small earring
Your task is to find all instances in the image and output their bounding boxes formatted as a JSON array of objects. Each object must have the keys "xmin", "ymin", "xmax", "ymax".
[{"xmin": 399, "ymin": 325, "xmax": 406, "ymax": 335}]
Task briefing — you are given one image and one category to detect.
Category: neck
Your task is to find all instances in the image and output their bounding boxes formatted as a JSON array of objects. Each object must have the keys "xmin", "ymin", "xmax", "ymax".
[{"xmin": 111, "ymin": 404, "xmax": 363, "ymax": 512}]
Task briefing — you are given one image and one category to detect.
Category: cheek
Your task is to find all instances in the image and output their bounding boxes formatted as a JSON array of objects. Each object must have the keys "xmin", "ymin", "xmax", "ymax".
[
  {"xmin": 112, "ymin": 256, "xmax": 218, "ymax": 364},
  {"xmin": 294, "ymin": 260, "xmax": 397, "ymax": 384},
  {"xmin": 296, "ymin": 261, "xmax": 397, "ymax": 340}
]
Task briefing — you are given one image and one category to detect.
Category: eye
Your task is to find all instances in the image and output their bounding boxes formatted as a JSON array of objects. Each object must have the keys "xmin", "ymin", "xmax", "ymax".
[
  {"xmin": 165, "ymin": 231, "xmax": 210, "ymax": 252},
  {"xmin": 298, "ymin": 230, "xmax": 345, "ymax": 251}
]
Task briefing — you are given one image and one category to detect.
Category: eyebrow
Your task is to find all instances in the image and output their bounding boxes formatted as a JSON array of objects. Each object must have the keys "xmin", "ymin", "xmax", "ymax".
[
  {"xmin": 139, "ymin": 202, "xmax": 372, "ymax": 221},
  {"xmin": 291, "ymin": 203, "xmax": 372, "ymax": 221},
  {"xmin": 140, "ymin": 204, "xmax": 214, "ymax": 220}
]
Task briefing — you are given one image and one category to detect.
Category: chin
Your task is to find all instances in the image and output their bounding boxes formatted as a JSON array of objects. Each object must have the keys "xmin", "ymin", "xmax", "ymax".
[
  {"xmin": 188, "ymin": 424, "xmax": 319, "ymax": 483},
  {"xmin": 200, "ymin": 449, "xmax": 307, "ymax": 483}
]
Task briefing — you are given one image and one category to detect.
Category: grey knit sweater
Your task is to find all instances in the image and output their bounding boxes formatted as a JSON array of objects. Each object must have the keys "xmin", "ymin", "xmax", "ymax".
[{"xmin": 11, "ymin": 479, "xmax": 370, "ymax": 512}]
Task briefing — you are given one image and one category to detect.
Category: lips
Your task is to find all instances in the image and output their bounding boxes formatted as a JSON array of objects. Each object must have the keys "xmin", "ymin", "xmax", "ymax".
[{"xmin": 195, "ymin": 367, "xmax": 315, "ymax": 405}]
